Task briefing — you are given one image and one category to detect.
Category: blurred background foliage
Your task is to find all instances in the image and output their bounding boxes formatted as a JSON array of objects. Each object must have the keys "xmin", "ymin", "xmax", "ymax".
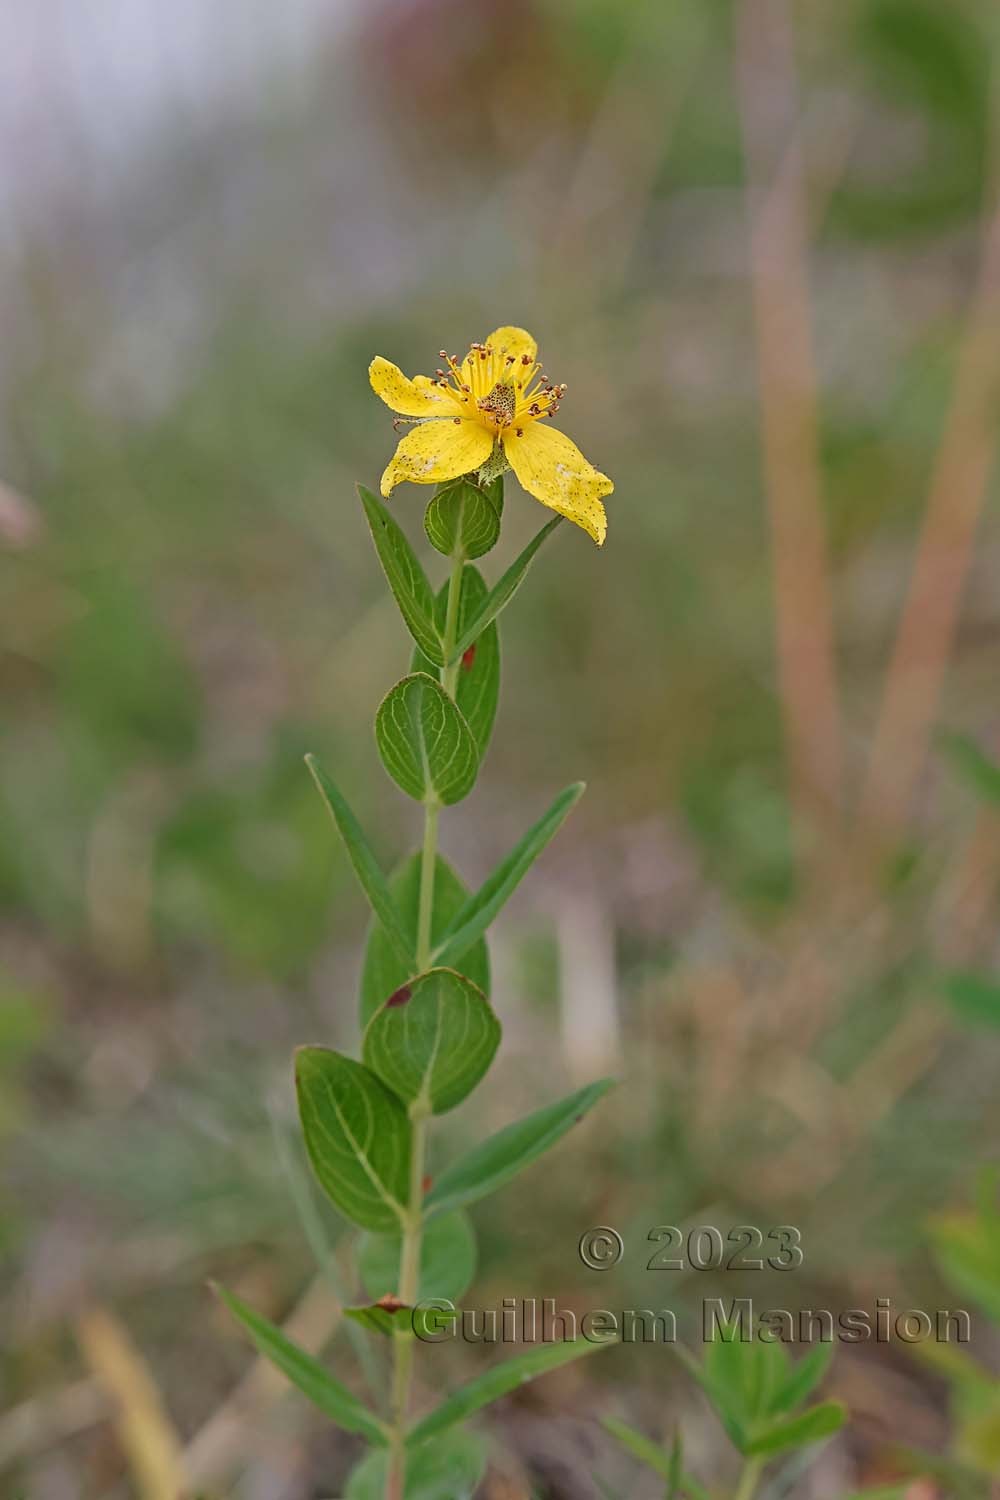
[{"xmin": 4, "ymin": 0, "xmax": 1000, "ymax": 1494}]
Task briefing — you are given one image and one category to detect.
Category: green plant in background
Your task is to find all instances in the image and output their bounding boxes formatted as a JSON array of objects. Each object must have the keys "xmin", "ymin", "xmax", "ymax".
[
  {"xmin": 215, "ymin": 326, "xmax": 617, "ymax": 1499},
  {"xmin": 889, "ymin": 1171, "xmax": 1000, "ymax": 1496},
  {"xmin": 601, "ymin": 1339, "xmax": 848, "ymax": 1500}
]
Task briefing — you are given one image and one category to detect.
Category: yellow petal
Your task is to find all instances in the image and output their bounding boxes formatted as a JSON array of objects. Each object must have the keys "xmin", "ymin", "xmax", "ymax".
[
  {"xmin": 484, "ymin": 326, "xmax": 537, "ymax": 363},
  {"xmin": 502, "ymin": 422, "xmax": 612, "ymax": 545},
  {"xmin": 369, "ymin": 357, "xmax": 454, "ymax": 417},
  {"xmin": 381, "ymin": 418, "xmax": 495, "ymax": 497}
]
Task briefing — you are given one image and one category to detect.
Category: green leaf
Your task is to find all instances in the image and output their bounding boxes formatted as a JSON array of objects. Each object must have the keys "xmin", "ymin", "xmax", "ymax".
[
  {"xmin": 930, "ymin": 1208, "xmax": 1000, "ymax": 1321},
  {"xmin": 359, "ymin": 853, "xmax": 490, "ymax": 1027},
  {"xmin": 343, "ymin": 1303, "xmax": 404, "ymax": 1338},
  {"xmin": 304, "ymin": 754, "xmax": 413, "ymax": 970},
  {"xmin": 345, "ymin": 1303, "xmax": 447, "ymax": 1342},
  {"xmin": 424, "ymin": 477, "xmax": 503, "ymax": 560},
  {"xmin": 358, "ymin": 484, "xmax": 443, "ymax": 665},
  {"xmin": 941, "ymin": 971, "xmax": 1000, "ymax": 1028},
  {"xmin": 407, "ymin": 1335, "xmax": 613, "ymax": 1446},
  {"xmin": 375, "ymin": 673, "xmax": 479, "ymax": 806},
  {"xmin": 601, "ymin": 1417, "xmax": 673, "ymax": 1479},
  {"xmin": 772, "ymin": 1342, "xmax": 834, "ymax": 1414},
  {"xmin": 359, "ymin": 1210, "xmax": 477, "ymax": 1304},
  {"xmin": 601, "ymin": 1421, "xmax": 708, "ymax": 1500},
  {"xmin": 295, "ymin": 1048, "xmax": 409, "ymax": 1232},
  {"xmin": 433, "ymin": 783, "xmax": 584, "ymax": 969},
  {"xmin": 425, "ymin": 1078, "xmax": 616, "ymax": 1218},
  {"xmin": 214, "ymin": 1284, "xmax": 386, "ymax": 1445},
  {"xmin": 744, "ymin": 1400, "xmax": 846, "ymax": 1456},
  {"xmin": 363, "ymin": 967, "xmax": 501, "ymax": 1114},
  {"xmin": 448, "ymin": 516, "xmax": 563, "ymax": 664},
  {"xmin": 940, "ymin": 730, "xmax": 1000, "ymax": 804},
  {"xmin": 413, "ymin": 567, "xmax": 500, "ymax": 761},
  {"xmin": 346, "ymin": 1429, "xmax": 487, "ymax": 1499}
]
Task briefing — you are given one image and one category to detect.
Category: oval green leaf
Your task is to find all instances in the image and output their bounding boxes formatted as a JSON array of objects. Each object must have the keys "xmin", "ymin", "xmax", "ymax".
[
  {"xmin": 295, "ymin": 1048, "xmax": 409, "ymax": 1232},
  {"xmin": 359, "ymin": 852, "xmax": 490, "ymax": 1027},
  {"xmin": 412, "ymin": 566, "xmax": 500, "ymax": 761},
  {"xmin": 375, "ymin": 673, "xmax": 479, "ymax": 806},
  {"xmin": 363, "ymin": 967, "xmax": 501, "ymax": 1115},
  {"xmin": 359, "ymin": 1210, "xmax": 477, "ymax": 1304},
  {"xmin": 346, "ymin": 1429, "xmax": 487, "ymax": 1499},
  {"xmin": 424, "ymin": 477, "xmax": 503, "ymax": 560}
]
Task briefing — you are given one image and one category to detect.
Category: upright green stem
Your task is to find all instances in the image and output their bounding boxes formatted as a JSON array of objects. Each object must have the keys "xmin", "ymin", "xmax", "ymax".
[
  {"xmin": 441, "ymin": 547, "xmax": 465, "ymax": 698},
  {"xmin": 733, "ymin": 1457, "xmax": 763, "ymax": 1500},
  {"xmin": 386, "ymin": 542, "xmax": 465, "ymax": 1500}
]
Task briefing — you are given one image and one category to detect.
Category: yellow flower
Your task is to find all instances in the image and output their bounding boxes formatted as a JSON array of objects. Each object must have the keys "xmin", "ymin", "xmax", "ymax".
[{"xmin": 369, "ymin": 326, "xmax": 613, "ymax": 545}]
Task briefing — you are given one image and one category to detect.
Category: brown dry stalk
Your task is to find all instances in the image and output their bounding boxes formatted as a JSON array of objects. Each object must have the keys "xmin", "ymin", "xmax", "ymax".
[
  {"xmin": 857, "ymin": 203, "xmax": 1000, "ymax": 840},
  {"xmin": 735, "ymin": 0, "xmax": 844, "ymax": 865},
  {"xmin": 75, "ymin": 1305, "xmax": 186, "ymax": 1500}
]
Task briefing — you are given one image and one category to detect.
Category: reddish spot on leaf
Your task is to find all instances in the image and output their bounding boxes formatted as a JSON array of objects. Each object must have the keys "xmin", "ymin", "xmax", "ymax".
[
  {"xmin": 422, "ymin": 1174, "xmax": 433, "ymax": 1193},
  {"xmin": 386, "ymin": 985, "xmax": 412, "ymax": 1008},
  {"xmin": 375, "ymin": 1294, "xmax": 407, "ymax": 1314},
  {"xmin": 461, "ymin": 644, "xmax": 477, "ymax": 672}
]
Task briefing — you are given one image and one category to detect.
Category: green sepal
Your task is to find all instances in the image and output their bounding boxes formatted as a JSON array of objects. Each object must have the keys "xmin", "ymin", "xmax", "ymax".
[
  {"xmin": 424, "ymin": 476, "xmax": 503, "ymax": 560},
  {"xmin": 214, "ymin": 1283, "xmax": 387, "ymax": 1445},
  {"xmin": 295, "ymin": 1048, "xmax": 410, "ymax": 1232},
  {"xmin": 363, "ymin": 967, "xmax": 501, "ymax": 1114},
  {"xmin": 358, "ymin": 484, "xmax": 443, "ymax": 665},
  {"xmin": 359, "ymin": 852, "xmax": 490, "ymax": 1027},
  {"xmin": 375, "ymin": 673, "xmax": 479, "ymax": 805}
]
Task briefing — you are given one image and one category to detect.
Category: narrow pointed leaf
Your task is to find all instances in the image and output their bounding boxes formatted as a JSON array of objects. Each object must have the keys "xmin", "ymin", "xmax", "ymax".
[
  {"xmin": 215, "ymin": 1284, "xmax": 387, "ymax": 1445},
  {"xmin": 413, "ymin": 566, "xmax": 501, "ymax": 760},
  {"xmin": 601, "ymin": 1422, "xmax": 709, "ymax": 1500},
  {"xmin": 358, "ymin": 484, "xmax": 443, "ymax": 664},
  {"xmin": 363, "ymin": 967, "xmax": 500, "ymax": 1114},
  {"xmin": 772, "ymin": 1342, "xmax": 834, "ymax": 1414},
  {"xmin": 407, "ymin": 1335, "xmax": 612, "ymax": 1446},
  {"xmin": 376, "ymin": 673, "xmax": 479, "ymax": 805},
  {"xmin": 601, "ymin": 1416, "xmax": 673, "ymax": 1479},
  {"xmin": 425, "ymin": 1078, "xmax": 615, "ymax": 1218},
  {"xmin": 305, "ymin": 754, "xmax": 413, "ymax": 969},
  {"xmin": 359, "ymin": 852, "xmax": 490, "ymax": 1026},
  {"xmin": 449, "ymin": 516, "xmax": 563, "ymax": 664},
  {"xmin": 295, "ymin": 1048, "xmax": 409, "ymax": 1232},
  {"xmin": 744, "ymin": 1400, "xmax": 846, "ymax": 1457},
  {"xmin": 433, "ymin": 782, "xmax": 584, "ymax": 969}
]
